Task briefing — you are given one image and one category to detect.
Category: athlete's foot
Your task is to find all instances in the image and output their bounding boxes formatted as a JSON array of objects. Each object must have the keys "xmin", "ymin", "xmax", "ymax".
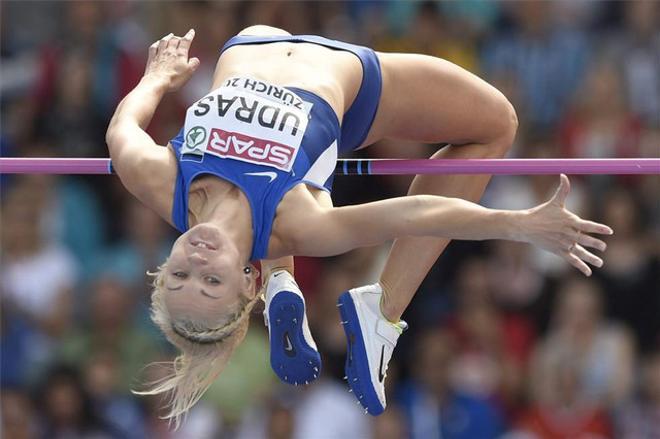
[
  {"xmin": 264, "ymin": 270, "xmax": 321, "ymax": 386},
  {"xmin": 337, "ymin": 284, "xmax": 408, "ymax": 415}
]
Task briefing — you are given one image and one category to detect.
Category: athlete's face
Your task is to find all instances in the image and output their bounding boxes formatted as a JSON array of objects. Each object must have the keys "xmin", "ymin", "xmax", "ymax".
[{"xmin": 163, "ymin": 224, "xmax": 253, "ymax": 326}]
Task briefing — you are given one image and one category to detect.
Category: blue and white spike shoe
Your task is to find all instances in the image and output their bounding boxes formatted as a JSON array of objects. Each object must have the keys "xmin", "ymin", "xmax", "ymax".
[
  {"xmin": 264, "ymin": 270, "xmax": 321, "ymax": 386},
  {"xmin": 337, "ymin": 284, "xmax": 407, "ymax": 415}
]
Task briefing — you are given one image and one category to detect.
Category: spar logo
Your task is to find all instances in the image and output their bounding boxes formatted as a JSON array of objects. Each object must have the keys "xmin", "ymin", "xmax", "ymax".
[
  {"xmin": 205, "ymin": 128, "xmax": 296, "ymax": 171},
  {"xmin": 186, "ymin": 126, "xmax": 207, "ymax": 149}
]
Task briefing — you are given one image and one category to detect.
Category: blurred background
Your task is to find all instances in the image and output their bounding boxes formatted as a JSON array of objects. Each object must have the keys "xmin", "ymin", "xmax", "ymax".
[{"xmin": 1, "ymin": 1, "xmax": 658, "ymax": 438}]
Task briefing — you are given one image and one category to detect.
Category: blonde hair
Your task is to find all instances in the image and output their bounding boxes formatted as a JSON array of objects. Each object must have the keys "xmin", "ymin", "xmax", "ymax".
[{"xmin": 133, "ymin": 262, "xmax": 261, "ymax": 429}]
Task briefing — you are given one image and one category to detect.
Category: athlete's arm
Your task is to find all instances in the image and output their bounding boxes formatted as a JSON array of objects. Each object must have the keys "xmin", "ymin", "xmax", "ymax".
[
  {"xmin": 105, "ymin": 30, "xmax": 199, "ymax": 221},
  {"xmin": 292, "ymin": 176, "xmax": 613, "ymax": 276}
]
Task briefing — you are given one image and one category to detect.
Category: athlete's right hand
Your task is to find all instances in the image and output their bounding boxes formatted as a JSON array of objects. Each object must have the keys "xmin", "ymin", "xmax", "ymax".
[{"xmin": 144, "ymin": 29, "xmax": 200, "ymax": 93}]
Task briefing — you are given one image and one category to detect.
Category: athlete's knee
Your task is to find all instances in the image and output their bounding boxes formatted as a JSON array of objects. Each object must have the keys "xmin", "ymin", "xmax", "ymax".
[{"xmin": 490, "ymin": 95, "xmax": 518, "ymax": 156}]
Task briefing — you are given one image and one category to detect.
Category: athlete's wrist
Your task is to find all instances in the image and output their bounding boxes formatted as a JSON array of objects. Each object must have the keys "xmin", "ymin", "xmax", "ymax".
[
  {"xmin": 139, "ymin": 74, "xmax": 170, "ymax": 95},
  {"xmin": 501, "ymin": 210, "xmax": 527, "ymax": 242}
]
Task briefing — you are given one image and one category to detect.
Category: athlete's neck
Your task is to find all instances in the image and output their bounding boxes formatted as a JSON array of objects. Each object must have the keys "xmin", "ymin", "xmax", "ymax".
[{"xmin": 189, "ymin": 186, "xmax": 253, "ymax": 263}]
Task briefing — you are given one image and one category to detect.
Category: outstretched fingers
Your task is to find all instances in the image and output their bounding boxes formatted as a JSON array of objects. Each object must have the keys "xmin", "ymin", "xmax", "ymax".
[
  {"xmin": 563, "ymin": 250, "xmax": 593, "ymax": 277},
  {"xmin": 576, "ymin": 218, "xmax": 614, "ymax": 236},
  {"xmin": 575, "ymin": 231, "xmax": 607, "ymax": 252},
  {"xmin": 571, "ymin": 244, "xmax": 603, "ymax": 268}
]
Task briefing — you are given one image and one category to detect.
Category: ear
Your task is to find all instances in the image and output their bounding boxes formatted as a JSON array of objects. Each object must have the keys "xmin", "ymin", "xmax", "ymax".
[{"xmin": 241, "ymin": 264, "xmax": 259, "ymax": 299}]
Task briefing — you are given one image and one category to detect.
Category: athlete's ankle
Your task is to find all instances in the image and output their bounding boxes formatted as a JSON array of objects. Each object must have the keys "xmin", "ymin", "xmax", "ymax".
[
  {"xmin": 267, "ymin": 267, "xmax": 294, "ymax": 277},
  {"xmin": 377, "ymin": 281, "xmax": 403, "ymax": 323}
]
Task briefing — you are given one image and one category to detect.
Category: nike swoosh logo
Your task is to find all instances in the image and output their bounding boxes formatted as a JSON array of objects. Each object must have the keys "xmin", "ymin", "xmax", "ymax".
[
  {"xmin": 378, "ymin": 345, "xmax": 386, "ymax": 382},
  {"xmin": 283, "ymin": 332, "xmax": 295, "ymax": 357},
  {"xmin": 273, "ymin": 272, "xmax": 284, "ymax": 277},
  {"xmin": 348, "ymin": 334, "xmax": 355, "ymax": 366},
  {"xmin": 245, "ymin": 171, "xmax": 277, "ymax": 182}
]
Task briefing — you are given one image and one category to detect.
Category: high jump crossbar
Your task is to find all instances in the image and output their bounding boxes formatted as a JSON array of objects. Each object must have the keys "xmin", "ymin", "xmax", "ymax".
[{"xmin": 0, "ymin": 157, "xmax": 658, "ymax": 175}]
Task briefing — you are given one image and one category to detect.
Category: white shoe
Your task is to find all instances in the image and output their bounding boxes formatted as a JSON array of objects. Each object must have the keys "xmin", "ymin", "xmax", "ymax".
[
  {"xmin": 264, "ymin": 270, "xmax": 321, "ymax": 385},
  {"xmin": 337, "ymin": 284, "xmax": 407, "ymax": 415}
]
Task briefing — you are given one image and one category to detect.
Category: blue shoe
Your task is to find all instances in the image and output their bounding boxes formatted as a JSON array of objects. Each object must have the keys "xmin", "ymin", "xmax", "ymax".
[
  {"xmin": 264, "ymin": 270, "xmax": 321, "ymax": 385},
  {"xmin": 337, "ymin": 284, "xmax": 407, "ymax": 415}
]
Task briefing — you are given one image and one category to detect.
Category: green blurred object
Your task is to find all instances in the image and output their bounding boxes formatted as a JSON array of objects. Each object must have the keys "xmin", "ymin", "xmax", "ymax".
[{"xmin": 203, "ymin": 325, "xmax": 275, "ymax": 422}]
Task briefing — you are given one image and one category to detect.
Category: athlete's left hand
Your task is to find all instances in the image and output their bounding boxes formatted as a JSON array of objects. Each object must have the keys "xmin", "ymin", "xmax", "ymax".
[
  {"xmin": 144, "ymin": 29, "xmax": 200, "ymax": 93},
  {"xmin": 520, "ymin": 174, "xmax": 614, "ymax": 276}
]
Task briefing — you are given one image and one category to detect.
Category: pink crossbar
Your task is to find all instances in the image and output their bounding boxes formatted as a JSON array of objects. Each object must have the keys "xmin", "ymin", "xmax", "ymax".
[{"xmin": 0, "ymin": 157, "xmax": 658, "ymax": 175}]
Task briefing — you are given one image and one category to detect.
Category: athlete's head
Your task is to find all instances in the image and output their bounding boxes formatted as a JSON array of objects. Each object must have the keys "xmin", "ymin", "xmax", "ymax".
[
  {"xmin": 163, "ymin": 223, "xmax": 258, "ymax": 328},
  {"xmin": 135, "ymin": 223, "xmax": 260, "ymax": 428}
]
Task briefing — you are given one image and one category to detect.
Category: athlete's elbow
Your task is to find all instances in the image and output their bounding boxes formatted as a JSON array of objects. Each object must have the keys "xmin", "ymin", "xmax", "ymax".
[
  {"xmin": 105, "ymin": 120, "xmax": 123, "ymax": 152},
  {"xmin": 105, "ymin": 128, "xmax": 120, "ymax": 156},
  {"xmin": 105, "ymin": 122, "xmax": 132, "ymax": 156}
]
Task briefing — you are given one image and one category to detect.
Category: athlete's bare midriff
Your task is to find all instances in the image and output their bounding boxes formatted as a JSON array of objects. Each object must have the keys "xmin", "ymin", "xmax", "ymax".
[{"xmin": 212, "ymin": 41, "xmax": 363, "ymax": 118}]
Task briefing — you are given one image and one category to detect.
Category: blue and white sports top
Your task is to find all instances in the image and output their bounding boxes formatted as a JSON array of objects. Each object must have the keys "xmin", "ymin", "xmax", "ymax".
[{"xmin": 170, "ymin": 77, "xmax": 341, "ymax": 260}]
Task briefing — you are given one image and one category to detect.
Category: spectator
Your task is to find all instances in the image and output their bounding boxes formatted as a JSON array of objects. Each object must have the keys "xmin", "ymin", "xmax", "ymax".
[
  {"xmin": 559, "ymin": 58, "xmax": 642, "ymax": 159},
  {"xmin": 83, "ymin": 351, "xmax": 147, "ymax": 439},
  {"xmin": 293, "ymin": 379, "xmax": 371, "ymax": 439},
  {"xmin": 530, "ymin": 277, "xmax": 635, "ymax": 409},
  {"xmin": 596, "ymin": 187, "xmax": 659, "ymax": 352},
  {"xmin": 445, "ymin": 257, "xmax": 534, "ymax": 411},
  {"xmin": 58, "ymin": 278, "xmax": 160, "ymax": 393},
  {"xmin": 513, "ymin": 350, "xmax": 612, "ymax": 439},
  {"xmin": 372, "ymin": 404, "xmax": 409, "ymax": 439},
  {"xmin": 397, "ymin": 329, "xmax": 506, "ymax": 439},
  {"xmin": 483, "ymin": 1, "xmax": 588, "ymax": 129},
  {"xmin": 615, "ymin": 0, "xmax": 660, "ymax": 127},
  {"xmin": 35, "ymin": 365, "xmax": 116, "ymax": 438},
  {"xmin": 1, "ymin": 388, "xmax": 38, "ymax": 439},
  {"xmin": 1, "ymin": 177, "xmax": 78, "ymax": 339},
  {"xmin": 616, "ymin": 351, "xmax": 660, "ymax": 438},
  {"xmin": 375, "ymin": 1, "xmax": 480, "ymax": 73},
  {"xmin": 95, "ymin": 198, "xmax": 173, "ymax": 290}
]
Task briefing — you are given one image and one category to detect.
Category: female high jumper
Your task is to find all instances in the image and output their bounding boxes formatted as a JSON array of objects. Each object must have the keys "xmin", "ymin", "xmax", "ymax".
[{"xmin": 105, "ymin": 26, "xmax": 613, "ymax": 424}]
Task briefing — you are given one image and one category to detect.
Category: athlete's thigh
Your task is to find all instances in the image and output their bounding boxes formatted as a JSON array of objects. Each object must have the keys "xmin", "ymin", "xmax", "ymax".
[{"xmin": 363, "ymin": 52, "xmax": 514, "ymax": 146}]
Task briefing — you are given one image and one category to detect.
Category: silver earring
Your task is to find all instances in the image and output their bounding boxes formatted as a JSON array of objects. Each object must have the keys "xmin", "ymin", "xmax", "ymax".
[{"xmin": 243, "ymin": 266, "xmax": 251, "ymax": 274}]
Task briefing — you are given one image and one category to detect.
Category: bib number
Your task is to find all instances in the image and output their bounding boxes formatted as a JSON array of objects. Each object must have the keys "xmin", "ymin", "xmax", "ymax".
[{"xmin": 182, "ymin": 79, "xmax": 310, "ymax": 172}]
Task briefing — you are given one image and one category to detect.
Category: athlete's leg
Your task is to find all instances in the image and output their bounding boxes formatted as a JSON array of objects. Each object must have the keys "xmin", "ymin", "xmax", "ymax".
[
  {"xmin": 261, "ymin": 256, "xmax": 295, "ymax": 281},
  {"xmin": 339, "ymin": 53, "xmax": 518, "ymax": 414},
  {"xmin": 365, "ymin": 53, "xmax": 518, "ymax": 321},
  {"xmin": 261, "ymin": 255, "xmax": 321, "ymax": 385}
]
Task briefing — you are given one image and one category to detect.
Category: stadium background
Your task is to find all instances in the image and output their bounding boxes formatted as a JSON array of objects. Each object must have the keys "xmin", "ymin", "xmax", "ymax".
[{"xmin": 1, "ymin": 1, "xmax": 658, "ymax": 438}]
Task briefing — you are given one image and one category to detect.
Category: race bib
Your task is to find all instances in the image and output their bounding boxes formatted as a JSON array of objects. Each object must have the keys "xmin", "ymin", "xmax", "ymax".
[{"xmin": 181, "ymin": 77, "xmax": 311, "ymax": 172}]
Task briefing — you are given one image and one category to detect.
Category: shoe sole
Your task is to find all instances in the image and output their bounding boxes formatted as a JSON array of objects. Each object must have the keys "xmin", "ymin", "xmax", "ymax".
[
  {"xmin": 268, "ymin": 291, "xmax": 321, "ymax": 385},
  {"xmin": 337, "ymin": 291, "xmax": 385, "ymax": 415}
]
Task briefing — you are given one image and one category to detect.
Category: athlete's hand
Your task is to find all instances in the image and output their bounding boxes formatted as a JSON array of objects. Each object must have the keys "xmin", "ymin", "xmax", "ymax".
[
  {"xmin": 144, "ymin": 29, "xmax": 200, "ymax": 93},
  {"xmin": 520, "ymin": 174, "xmax": 613, "ymax": 276}
]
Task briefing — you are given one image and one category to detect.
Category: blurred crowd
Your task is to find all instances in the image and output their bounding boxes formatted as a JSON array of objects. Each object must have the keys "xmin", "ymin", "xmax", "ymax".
[{"xmin": 1, "ymin": 1, "xmax": 659, "ymax": 438}]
